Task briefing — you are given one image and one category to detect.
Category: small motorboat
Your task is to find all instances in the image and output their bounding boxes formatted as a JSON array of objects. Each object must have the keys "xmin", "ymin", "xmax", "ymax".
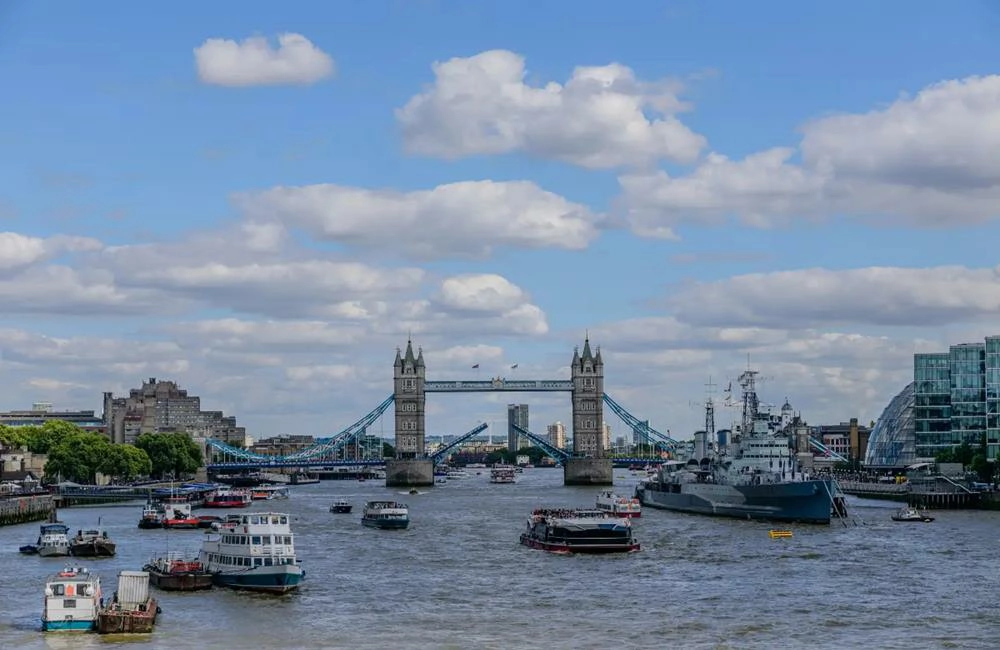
[
  {"xmin": 408, "ymin": 488, "xmax": 419, "ymax": 495},
  {"xmin": 20, "ymin": 544, "xmax": 39, "ymax": 555},
  {"xmin": 891, "ymin": 506, "xmax": 934, "ymax": 523},
  {"xmin": 330, "ymin": 500, "xmax": 352, "ymax": 514}
]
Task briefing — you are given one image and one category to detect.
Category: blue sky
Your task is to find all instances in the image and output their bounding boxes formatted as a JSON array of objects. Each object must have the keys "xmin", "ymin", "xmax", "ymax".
[{"xmin": 2, "ymin": 1, "xmax": 1000, "ymax": 442}]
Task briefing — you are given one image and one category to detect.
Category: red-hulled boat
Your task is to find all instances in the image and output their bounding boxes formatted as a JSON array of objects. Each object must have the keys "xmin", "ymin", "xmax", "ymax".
[
  {"xmin": 161, "ymin": 503, "xmax": 199, "ymax": 529},
  {"xmin": 144, "ymin": 553, "xmax": 213, "ymax": 591},
  {"xmin": 204, "ymin": 488, "xmax": 251, "ymax": 508},
  {"xmin": 520, "ymin": 508, "xmax": 640, "ymax": 554}
]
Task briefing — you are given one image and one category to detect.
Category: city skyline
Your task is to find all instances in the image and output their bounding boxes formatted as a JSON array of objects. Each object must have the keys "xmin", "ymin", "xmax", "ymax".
[{"xmin": 2, "ymin": 2, "xmax": 1000, "ymax": 439}]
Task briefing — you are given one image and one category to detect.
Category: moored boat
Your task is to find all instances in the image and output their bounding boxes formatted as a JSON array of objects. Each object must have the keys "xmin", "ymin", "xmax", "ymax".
[
  {"xmin": 520, "ymin": 508, "xmax": 640, "ymax": 554},
  {"xmin": 204, "ymin": 487, "xmax": 252, "ymax": 508},
  {"xmin": 70, "ymin": 527, "xmax": 116, "ymax": 558},
  {"xmin": 162, "ymin": 502, "xmax": 200, "ymax": 529},
  {"xmin": 96, "ymin": 570, "xmax": 159, "ymax": 634},
  {"xmin": 144, "ymin": 552, "xmax": 214, "ymax": 591},
  {"xmin": 137, "ymin": 501, "xmax": 164, "ymax": 529},
  {"xmin": 27, "ymin": 523, "xmax": 72, "ymax": 557},
  {"xmin": 42, "ymin": 566, "xmax": 102, "ymax": 632},
  {"xmin": 891, "ymin": 506, "xmax": 934, "ymax": 522},
  {"xmin": 361, "ymin": 501, "xmax": 409, "ymax": 529},
  {"xmin": 330, "ymin": 499, "xmax": 352, "ymax": 513},
  {"xmin": 595, "ymin": 490, "xmax": 642, "ymax": 518},
  {"xmin": 251, "ymin": 485, "xmax": 290, "ymax": 501},
  {"xmin": 198, "ymin": 512, "xmax": 304, "ymax": 593},
  {"xmin": 196, "ymin": 515, "xmax": 224, "ymax": 528}
]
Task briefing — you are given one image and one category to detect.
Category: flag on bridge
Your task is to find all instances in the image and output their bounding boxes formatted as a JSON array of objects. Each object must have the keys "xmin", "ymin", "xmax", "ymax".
[
  {"xmin": 472, "ymin": 364, "xmax": 479, "ymax": 368},
  {"xmin": 511, "ymin": 363, "xmax": 518, "ymax": 369}
]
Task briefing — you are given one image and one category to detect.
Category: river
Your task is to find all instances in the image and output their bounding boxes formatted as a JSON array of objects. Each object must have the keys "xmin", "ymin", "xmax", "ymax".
[{"xmin": 1, "ymin": 468, "xmax": 997, "ymax": 649}]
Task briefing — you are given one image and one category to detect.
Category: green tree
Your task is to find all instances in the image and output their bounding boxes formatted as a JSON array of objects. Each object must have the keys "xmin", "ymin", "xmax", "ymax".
[
  {"xmin": 381, "ymin": 442, "xmax": 395, "ymax": 458},
  {"xmin": 43, "ymin": 431, "xmax": 114, "ymax": 483},
  {"xmin": 99, "ymin": 444, "xmax": 153, "ymax": 481},
  {"xmin": 0, "ymin": 424, "xmax": 29, "ymax": 450},
  {"xmin": 135, "ymin": 432, "xmax": 203, "ymax": 479}
]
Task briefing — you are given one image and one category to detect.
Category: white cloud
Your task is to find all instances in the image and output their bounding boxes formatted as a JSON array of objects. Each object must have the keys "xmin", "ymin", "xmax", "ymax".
[
  {"xmin": 0, "ymin": 232, "xmax": 102, "ymax": 272},
  {"xmin": 194, "ymin": 33, "xmax": 335, "ymax": 87},
  {"xmin": 436, "ymin": 274, "xmax": 526, "ymax": 313},
  {"xmin": 397, "ymin": 49, "xmax": 705, "ymax": 169},
  {"xmin": 619, "ymin": 74, "xmax": 1000, "ymax": 235},
  {"xmin": 235, "ymin": 179, "xmax": 601, "ymax": 260},
  {"xmin": 666, "ymin": 265, "xmax": 1000, "ymax": 328}
]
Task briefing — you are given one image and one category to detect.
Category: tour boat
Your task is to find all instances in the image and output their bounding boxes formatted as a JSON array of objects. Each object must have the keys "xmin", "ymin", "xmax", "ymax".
[
  {"xmin": 251, "ymin": 486, "xmax": 289, "ymax": 501},
  {"xmin": 42, "ymin": 566, "xmax": 102, "ymax": 632},
  {"xmin": 198, "ymin": 512, "xmax": 304, "ymax": 593},
  {"xmin": 490, "ymin": 465, "xmax": 517, "ymax": 484},
  {"xmin": 204, "ymin": 488, "xmax": 252, "ymax": 508},
  {"xmin": 520, "ymin": 508, "xmax": 640, "ymax": 555},
  {"xmin": 137, "ymin": 501, "xmax": 164, "ymax": 529},
  {"xmin": 595, "ymin": 490, "xmax": 642, "ymax": 518},
  {"xmin": 161, "ymin": 502, "xmax": 200, "ymax": 529},
  {"xmin": 144, "ymin": 553, "xmax": 214, "ymax": 591},
  {"xmin": 96, "ymin": 570, "xmax": 159, "ymax": 634},
  {"xmin": 361, "ymin": 501, "xmax": 410, "ymax": 530},
  {"xmin": 69, "ymin": 527, "xmax": 116, "ymax": 558}
]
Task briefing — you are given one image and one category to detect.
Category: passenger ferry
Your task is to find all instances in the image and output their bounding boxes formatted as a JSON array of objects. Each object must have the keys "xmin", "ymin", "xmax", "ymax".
[
  {"xmin": 204, "ymin": 488, "xmax": 251, "ymax": 508},
  {"xmin": 42, "ymin": 566, "xmax": 102, "ymax": 631},
  {"xmin": 520, "ymin": 509, "xmax": 640, "ymax": 555},
  {"xmin": 595, "ymin": 490, "xmax": 642, "ymax": 518},
  {"xmin": 490, "ymin": 465, "xmax": 517, "ymax": 484},
  {"xmin": 361, "ymin": 501, "xmax": 410, "ymax": 529},
  {"xmin": 36, "ymin": 523, "xmax": 72, "ymax": 557},
  {"xmin": 198, "ymin": 512, "xmax": 303, "ymax": 593}
]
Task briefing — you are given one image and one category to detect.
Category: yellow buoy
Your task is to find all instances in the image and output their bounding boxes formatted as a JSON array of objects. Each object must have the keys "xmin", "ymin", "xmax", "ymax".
[{"xmin": 768, "ymin": 529, "xmax": 793, "ymax": 539}]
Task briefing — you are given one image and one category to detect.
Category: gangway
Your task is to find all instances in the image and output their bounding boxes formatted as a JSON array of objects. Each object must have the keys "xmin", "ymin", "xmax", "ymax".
[
  {"xmin": 430, "ymin": 422, "xmax": 489, "ymax": 465},
  {"xmin": 512, "ymin": 423, "xmax": 570, "ymax": 465}
]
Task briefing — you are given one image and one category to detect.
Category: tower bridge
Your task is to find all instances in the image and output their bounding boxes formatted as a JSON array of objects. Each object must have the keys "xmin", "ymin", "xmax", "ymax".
[{"xmin": 206, "ymin": 337, "xmax": 678, "ymax": 485}]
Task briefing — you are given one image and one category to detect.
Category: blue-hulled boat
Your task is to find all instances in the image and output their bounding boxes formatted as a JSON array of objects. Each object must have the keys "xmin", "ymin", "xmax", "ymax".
[{"xmin": 198, "ymin": 512, "xmax": 303, "ymax": 593}]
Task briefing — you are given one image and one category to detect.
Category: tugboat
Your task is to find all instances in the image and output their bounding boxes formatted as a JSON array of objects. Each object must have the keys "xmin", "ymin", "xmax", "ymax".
[
  {"xmin": 41, "ymin": 566, "xmax": 102, "ymax": 631},
  {"xmin": 329, "ymin": 499, "xmax": 352, "ymax": 514},
  {"xmin": 144, "ymin": 553, "xmax": 213, "ymax": 591},
  {"xmin": 162, "ymin": 502, "xmax": 200, "ymax": 529},
  {"xmin": 137, "ymin": 501, "xmax": 164, "ymax": 529},
  {"xmin": 70, "ymin": 526, "xmax": 116, "ymax": 558},
  {"xmin": 361, "ymin": 501, "xmax": 410, "ymax": 529},
  {"xmin": 96, "ymin": 570, "xmax": 159, "ymax": 634},
  {"xmin": 891, "ymin": 505, "xmax": 935, "ymax": 523},
  {"xmin": 520, "ymin": 508, "xmax": 640, "ymax": 555}
]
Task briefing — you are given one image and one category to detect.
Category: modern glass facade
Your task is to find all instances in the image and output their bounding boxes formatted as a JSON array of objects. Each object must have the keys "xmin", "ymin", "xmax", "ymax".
[
  {"xmin": 865, "ymin": 382, "xmax": 915, "ymax": 467},
  {"xmin": 912, "ymin": 337, "xmax": 1000, "ymax": 461}
]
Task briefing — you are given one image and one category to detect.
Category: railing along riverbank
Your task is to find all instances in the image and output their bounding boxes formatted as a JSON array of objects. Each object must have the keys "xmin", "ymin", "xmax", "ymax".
[{"xmin": 838, "ymin": 478, "xmax": 994, "ymax": 509}]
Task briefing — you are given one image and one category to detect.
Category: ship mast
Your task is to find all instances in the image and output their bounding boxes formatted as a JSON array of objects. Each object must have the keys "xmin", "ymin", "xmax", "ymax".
[
  {"xmin": 738, "ymin": 364, "xmax": 760, "ymax": 437},
  {"xmin": 704, "ymin": 377, "xmax": 716, "ymax": 441}
]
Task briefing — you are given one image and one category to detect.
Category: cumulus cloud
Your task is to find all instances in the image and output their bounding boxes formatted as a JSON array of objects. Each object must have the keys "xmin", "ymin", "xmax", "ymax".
[
  {"xmin": 619, "ymin": 74, "xmax": 1000, "ymax": 236},
  {"xmin": 234, "ymin": 179, "xmax": 601, "ymax": 260},
  {"xmin": 397, "ymin": 49, "xmax": 706, "ymax": 169},
  {"xmin": 194, "ymin": 33, "xmax": 335, "ymax": 87},
  {"xmin": 666, "ymin": 265, "xmax": 1000, "ymax": 329},
  {"xmin": 436, "ymin": 274, "xmax": 527, "ymax": 313}
]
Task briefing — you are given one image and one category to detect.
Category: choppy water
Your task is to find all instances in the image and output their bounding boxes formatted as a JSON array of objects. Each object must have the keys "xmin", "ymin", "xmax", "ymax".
[{"xmin": 1, "ymin": 469, "xmax": 998, "ymax": 650}]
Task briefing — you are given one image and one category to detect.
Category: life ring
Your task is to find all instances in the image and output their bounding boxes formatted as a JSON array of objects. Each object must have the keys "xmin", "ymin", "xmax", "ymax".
[
  {"xmin": 58, "ymin": 571, "xmax": 75, "ymax": 577},
  {"xmin": 65, "ymin": 584, "xmax": 75, "ymax": 596}
]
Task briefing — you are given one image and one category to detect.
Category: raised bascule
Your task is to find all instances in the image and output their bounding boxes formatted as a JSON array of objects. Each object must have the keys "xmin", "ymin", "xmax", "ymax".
[
  {"xmin": 205, "ymin": 336, "xmax": 686, "ymax": 486},
  {"xmin": 387, "ymin": 336, "xmax": 614, "ymax": 487}
]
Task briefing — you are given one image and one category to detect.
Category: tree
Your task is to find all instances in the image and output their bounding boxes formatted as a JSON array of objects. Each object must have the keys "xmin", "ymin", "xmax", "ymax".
[
  {"xmin": 43, "ymin": 431, "xmax": 114, "ymax": 483},
  {"xmin": 0, "ymin": 424, "xmax": 29, "ymax": 450},
  {"xmin": 381, "ymin": 442, "xmax": 395, "ymax": 458},
  {"xmin": 99, "ymin": 444, "xmax": 153, "ymax": 482},
  {"xmin": 135, "ymin": 432, "xmax": 203, "ymax": 479}
]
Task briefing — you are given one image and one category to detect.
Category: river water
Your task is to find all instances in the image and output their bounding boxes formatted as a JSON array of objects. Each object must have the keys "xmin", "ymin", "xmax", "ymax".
[{"xmin": 1, "ymin": 469, "xmax": 997, "ymax": 650}]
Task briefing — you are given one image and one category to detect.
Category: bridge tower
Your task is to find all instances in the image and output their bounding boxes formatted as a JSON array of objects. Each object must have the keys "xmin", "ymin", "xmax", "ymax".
[
  {"xmin": 386, "ymin": 339, "xmax": 434, "ymax": 487},
  {"xmin": 564, "ymin": 336, "xmax": 613, "ymax": 485}
]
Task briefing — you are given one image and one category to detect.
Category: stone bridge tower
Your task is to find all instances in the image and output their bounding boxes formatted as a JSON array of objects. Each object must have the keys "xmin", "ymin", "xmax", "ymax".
[
  {"xmin": 387, "ymin": 339, "xmax": 433, "ymax": 486},
  {"xmin": 565, "ymin": 336, "xmax": 612, "ymax": 485}
]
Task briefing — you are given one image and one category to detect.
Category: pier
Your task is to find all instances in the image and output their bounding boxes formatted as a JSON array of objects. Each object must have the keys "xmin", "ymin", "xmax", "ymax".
[
  {"xmin": 838, "ymin": 478, "xmax": 987, "ymax": 509},
  {"xmin": 0, "ymin": 492, "xmax": 54, "ymax": 525}
]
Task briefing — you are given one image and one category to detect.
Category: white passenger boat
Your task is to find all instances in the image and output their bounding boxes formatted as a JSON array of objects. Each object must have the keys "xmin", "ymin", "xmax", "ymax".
[
  {"xmin": 595, "ymin": 490, "xmax": 642, "ymax": 518},
  {"xmin": 198, "ymin": 512, "xmax": 304, "ymax": 593},
  {"xmin": 42, "ymin": 566, "xmax": 102, "ymax": 632},
  {"xmin": 361, "ymin": 501, "xmax": 410, "ymax": 529},
  {"xmin": 490, "ymin": 465, "xmax": 517, "ymax": 484}
]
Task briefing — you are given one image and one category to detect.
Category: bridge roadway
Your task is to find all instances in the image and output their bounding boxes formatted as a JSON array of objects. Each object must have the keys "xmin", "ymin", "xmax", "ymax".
[{"xmin": 205, "ymin": 457, "xmax": 665, "ymax": 471}]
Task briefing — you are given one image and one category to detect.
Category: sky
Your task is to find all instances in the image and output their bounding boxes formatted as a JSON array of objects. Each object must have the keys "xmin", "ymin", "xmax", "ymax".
[{"xmin": 2, "ymin": 0, "xmax": 1000, "ymax": 444}]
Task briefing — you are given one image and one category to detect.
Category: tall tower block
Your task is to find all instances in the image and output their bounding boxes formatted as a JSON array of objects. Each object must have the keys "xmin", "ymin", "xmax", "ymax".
[
  {"xmin": 386, "ymin": 339, "xmax": 433, "ymax": 486},
  {"xmin": 564, "ymin": 336, "xmax": 613, "ymax": 485}
]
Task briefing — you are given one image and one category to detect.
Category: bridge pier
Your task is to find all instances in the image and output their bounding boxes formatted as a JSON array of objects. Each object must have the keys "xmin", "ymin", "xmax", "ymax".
[
  {"xmin": 386, "ymin": 458, "xmax": 434, "ymax": 487},
  {"xmin": 564, "ymin": 458, "xmax": 613, "ymax": 486}
]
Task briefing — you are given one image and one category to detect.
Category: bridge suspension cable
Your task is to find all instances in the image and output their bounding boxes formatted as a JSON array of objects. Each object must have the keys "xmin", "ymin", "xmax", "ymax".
[
  {"xmin": 512, "ymin": 423, "xmax": 570, "ymax": 465},
  {"xmin": 430, "ymin": 422, "xmax": 489, "ymax": 465}
]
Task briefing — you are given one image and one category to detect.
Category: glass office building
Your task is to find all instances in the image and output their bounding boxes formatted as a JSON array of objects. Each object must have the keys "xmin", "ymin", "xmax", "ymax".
[
  {"xmin": 912, "ymin": 336, "xmax": 1000, "ymax": 461},
  {"xmin": 864, "ymin": 382, "xmax": 915, "ymax": 468}
]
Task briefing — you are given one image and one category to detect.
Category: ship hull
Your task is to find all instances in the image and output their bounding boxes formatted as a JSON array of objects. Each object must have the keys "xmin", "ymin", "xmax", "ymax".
[
  {"xmin": 211, "ymin": 565, "xmax": 303, "ymax": 593},
  {"xmin": 637, "ymin": 479, "xmax": 834, "ymax": 524},
  {"xmin": 362, "ymin": 518, "xmax": 409, "ymax": 530},
  {"xmin": 519, "ymin": 533, "xmax": 640, "ymax": 555},
  {"xmin": 42, "ymin": 619, "xmax": 95, "ymax": 632}
]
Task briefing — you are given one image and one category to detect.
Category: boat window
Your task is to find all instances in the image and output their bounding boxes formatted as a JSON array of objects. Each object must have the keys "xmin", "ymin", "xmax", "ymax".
[
  {"xmin": 254, "ymin": 558, "xmax": 263, "ymax": 567},
  {"xmin": 252, "ymin": 536, "xmax": 261, "ymax": 544},
  {"xmin": 279, "ymin": 516, "xmax": 287, "ymax": 524},
  {"xmin": 251, "ymin": 516, "xmax": 260, "ymax": 524},
  {"xmin": 64, "ymin": 599, "xmax": 77, "ymax": 608},
  {"xmin": 262, "ymin": 535, "xmax": 271, "ymax": 544},
  {"xmin": 283, "ymin": 535, "xmax": 291, "ymax": 544},
  {"xmin": 53, "ymin": 584, "xmax": 65, "ymax": 596},
  {"xmin": 264, "ymin": 558, "xmax": 273, "ymax": 566}
]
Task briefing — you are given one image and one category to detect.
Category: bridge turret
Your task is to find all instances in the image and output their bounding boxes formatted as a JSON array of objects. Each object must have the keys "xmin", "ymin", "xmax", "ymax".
[
  {"xmin": 571, "ymin": 336, "xmax": 605, "ymax": 458},
  {"xmin": 394, "ymin": 338, "xmax": 426, "ymax": 459}
]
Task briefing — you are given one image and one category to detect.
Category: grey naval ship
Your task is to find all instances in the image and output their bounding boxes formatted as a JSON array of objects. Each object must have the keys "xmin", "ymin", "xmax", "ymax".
[{"xmin": 635, "ymin": 369, "xmax": 839, "ymax": 524}]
